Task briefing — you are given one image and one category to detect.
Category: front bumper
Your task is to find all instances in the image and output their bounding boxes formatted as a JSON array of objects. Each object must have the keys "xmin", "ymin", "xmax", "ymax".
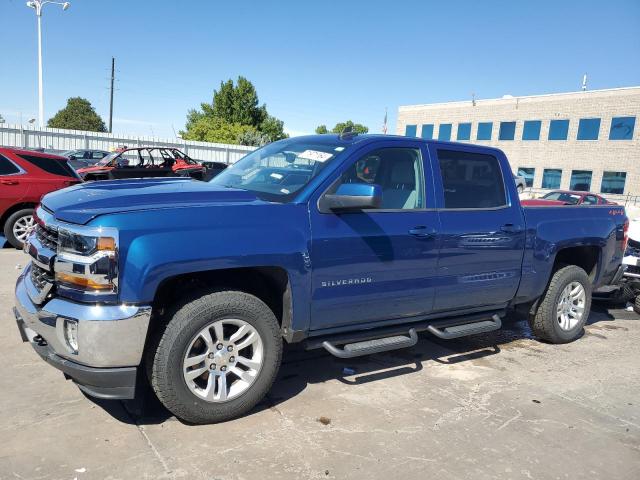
[{"xmin": 14, "ymin": 268, "xmax": 152, "ymax": 399}]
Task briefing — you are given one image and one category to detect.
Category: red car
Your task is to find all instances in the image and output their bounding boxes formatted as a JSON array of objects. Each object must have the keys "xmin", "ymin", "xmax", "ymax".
[
  {"xmin": 521, "ymin": 190, "xmax": 616, "ymax": 206},
  {"xmin": 0, "ymin": 148, "xmax": 81, "ymax": 248},
  {"xmin": 76, "ymin": 147, "xmax": 206, "ymax": 181}
]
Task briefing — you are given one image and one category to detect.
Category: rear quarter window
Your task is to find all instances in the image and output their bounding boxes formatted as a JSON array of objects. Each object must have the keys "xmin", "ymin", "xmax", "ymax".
[
  {"xmin": 0, "ymin": 154, "xmax": 21, "ymax": 175},
  {"xmin": 437, "ymin": 149, "xmax": 507, "ymax": 209},
  {"xmin": 17, "ymin": 154, "xmax": 78, "ymax": 178}
]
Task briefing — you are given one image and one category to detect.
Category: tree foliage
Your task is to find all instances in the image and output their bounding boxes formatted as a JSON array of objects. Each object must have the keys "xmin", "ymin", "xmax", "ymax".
[
  {"xmin": 47, "ymin": 97, "xmax": 106, "ymax": 132},
  {"xmin": 181, "ymin": 77, "xmax": 287, "ymax": 146},
  {"xmin": 315, "ymin": 120, "xmax": 368, "ymax": 135}
]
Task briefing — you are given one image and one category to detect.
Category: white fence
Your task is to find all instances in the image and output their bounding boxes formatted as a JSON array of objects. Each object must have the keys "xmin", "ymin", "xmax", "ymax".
[{"xmin": 0, "ymin": 124, "xmax": 256, "ymax": 164}]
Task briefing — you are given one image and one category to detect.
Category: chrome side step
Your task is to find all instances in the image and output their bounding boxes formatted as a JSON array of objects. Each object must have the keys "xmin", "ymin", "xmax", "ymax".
[
  {"xmin": 322, "ymin": 329, "xmax": 418, "ymax": 359},
  {"xmin": 427, "ymin": 314, "xmax": 502, "ymax": 339}
]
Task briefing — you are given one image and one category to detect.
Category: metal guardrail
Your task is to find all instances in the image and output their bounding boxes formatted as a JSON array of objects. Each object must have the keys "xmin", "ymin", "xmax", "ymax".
[{"xmin": 0, "ymin": 124, "xmax": 256, "ymax": 164}]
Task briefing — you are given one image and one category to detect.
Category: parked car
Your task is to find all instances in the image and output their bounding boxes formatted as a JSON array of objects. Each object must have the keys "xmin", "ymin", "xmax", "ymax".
[
  {"xmin": 521, "ymin": 190, "xmax": 616, "ymax": 206},
  {"xmin": 513, "ymin": 174, "xmax": 526, "ymax": 193},
  {"xmin": 61, "ymin": 149, "xmax": 111, "ymax": 170},
  {"xmin": 199, "ymin": 160, "xmax": 228, "ymax": 181},
  {"xmin": 15, "ymin": 134, "xmax": 627, "ymax": 424},
  {"xmin": 76, "ymin": 147, "xmax": 206, "ymax": 181},
  {"xmin": 0, "ymin": 147, "xmax": 81, "ymax": 248}
]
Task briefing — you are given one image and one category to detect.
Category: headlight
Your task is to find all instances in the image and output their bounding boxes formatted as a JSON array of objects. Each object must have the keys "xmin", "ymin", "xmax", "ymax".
[{"xmin": 54, "ymin": 226, "xmax": 118, "ymax": 294}]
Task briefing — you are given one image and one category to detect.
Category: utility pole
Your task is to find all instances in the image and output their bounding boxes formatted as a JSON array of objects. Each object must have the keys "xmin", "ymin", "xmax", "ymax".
[{"xmin": 109, "ymin": 57, "xmax": 115, "ymax": 133}]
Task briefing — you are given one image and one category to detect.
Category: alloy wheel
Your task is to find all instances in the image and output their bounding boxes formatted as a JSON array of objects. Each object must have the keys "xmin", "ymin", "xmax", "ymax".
[
  {"xmin": 556, "ymin": 281, "xmax": 586, "ymax": 330},
  {"xmin": 182, "ymin": 318, "xmax": 264, "ymax": 402}
]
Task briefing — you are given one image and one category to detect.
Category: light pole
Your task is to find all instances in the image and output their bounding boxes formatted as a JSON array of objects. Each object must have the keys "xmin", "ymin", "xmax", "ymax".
[{"xmin": 26, "ymin": 1, "xmax": 70, "ymax": 128}]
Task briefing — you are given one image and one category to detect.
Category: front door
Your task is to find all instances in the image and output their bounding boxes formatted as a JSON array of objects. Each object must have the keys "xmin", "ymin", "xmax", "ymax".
[
  {"xmin": 429, "ymin": 145, "xmax": 526, "ymax": 312},
  {"xmin": 308, "ymin": 143, "xmax": 440, "ymax": 331}
]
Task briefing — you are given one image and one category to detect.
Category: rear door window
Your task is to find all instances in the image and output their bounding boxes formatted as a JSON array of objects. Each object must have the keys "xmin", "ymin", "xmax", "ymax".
[
  {"xmin": 17, "ymin": 154, "xmax": 78, "ymax": 178},
  {"xmin": 0, "ymin": 154, "xmax": 21, "ymax": 175},
  {"xmin": 436, "ymin": 149, "xmax": 507, "ymax": 209}
]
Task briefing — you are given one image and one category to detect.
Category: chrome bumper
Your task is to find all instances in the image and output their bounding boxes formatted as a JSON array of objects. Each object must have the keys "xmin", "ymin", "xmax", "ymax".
[{"xmin": 14, "ymin": 266, "xmax": 152, "ymax": 368}]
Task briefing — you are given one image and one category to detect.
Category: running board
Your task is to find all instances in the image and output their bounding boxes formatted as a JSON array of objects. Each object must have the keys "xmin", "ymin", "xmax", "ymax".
[
  {"xmin": 426, "ymin": 314, "xmax": 502, "ymax": 340},
  {"xmin": 322, "ymin": 329, "xmax": 418, "ymax": 359}
]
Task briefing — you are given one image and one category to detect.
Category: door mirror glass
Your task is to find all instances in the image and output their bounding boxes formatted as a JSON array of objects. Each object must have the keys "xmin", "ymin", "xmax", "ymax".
[{"xmin": 321, "ymin": 183, "xmax": 382, "ymax": 212}]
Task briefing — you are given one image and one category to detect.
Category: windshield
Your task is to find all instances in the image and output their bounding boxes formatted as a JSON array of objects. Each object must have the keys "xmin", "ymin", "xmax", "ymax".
[
  {"xmin": 96, "ymin": 152, "xmax": 119, "ymax": 166},
  {"xmin": 542, "ymin": 192, "xmax": 581, "ymax": 204},
  {"xmin": 210, "ymin": 137, "xmax": 350, "ymax": 200}
]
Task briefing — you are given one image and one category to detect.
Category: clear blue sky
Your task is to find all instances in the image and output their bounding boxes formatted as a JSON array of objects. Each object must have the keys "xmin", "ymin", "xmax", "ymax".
[{"xmin": 1, "ymin": 0, "xmax": 639, "ymax": 138}]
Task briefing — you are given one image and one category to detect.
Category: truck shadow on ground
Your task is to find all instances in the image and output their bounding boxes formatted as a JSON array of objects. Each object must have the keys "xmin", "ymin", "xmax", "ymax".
[{"xmin": 91, "ymin": 303, "xmax": 635, "ymax": 426}]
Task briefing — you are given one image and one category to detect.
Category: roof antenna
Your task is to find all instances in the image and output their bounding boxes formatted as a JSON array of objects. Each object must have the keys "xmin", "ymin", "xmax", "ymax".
[
  {"xmin": 339, "ymin": 125, "xmax": 356, "ymax": 140},
  {"xmin": 471, "ymin": 92, "xmax": 476, "ymax": 106},
  {"xmin": 582, "ymin": 73, "xmax": 587, "ymax": 91}
]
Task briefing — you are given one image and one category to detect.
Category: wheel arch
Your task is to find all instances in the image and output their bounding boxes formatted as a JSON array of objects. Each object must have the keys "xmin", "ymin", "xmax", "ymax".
[
  {"xmin": 150, "ymin": 266, "xmax": 293, "ymax": 338},
  {"xmin": 552, "ymin": 245, "xmax": 601, "ymax": 283},
  {"xmin": 0, "ymin": 202, "xmax": 37, "ymax": 229}
]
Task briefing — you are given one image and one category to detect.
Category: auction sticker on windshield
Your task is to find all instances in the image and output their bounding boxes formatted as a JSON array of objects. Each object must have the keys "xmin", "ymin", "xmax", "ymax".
[{"xmin": 298, "ymin": 150, "xmax": 333, "ymax": 162}]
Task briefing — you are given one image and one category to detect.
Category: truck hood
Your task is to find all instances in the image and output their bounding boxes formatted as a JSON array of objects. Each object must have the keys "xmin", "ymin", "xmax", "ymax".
[{"xmin": 41, "ymin": 177, "xmax": 260, "ymax": 224}]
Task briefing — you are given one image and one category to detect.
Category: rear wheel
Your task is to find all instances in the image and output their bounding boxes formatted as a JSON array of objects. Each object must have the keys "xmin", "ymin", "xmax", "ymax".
[
  {"xmin": 528, "ymin": 265, "xmax": 591, "ymax": 343},
  {"xmin": 3, "ymin": 208, "xmax": 35, "ymax": 249},
  {"xmin": 149, "ymin": 290, "xmax": 282, "ymax": 424}
]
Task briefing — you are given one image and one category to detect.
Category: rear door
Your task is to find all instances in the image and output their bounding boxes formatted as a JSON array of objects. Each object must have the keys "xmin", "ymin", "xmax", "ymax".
[
  {"xmin": 308, "ymin": 141, "xmax": 440, "ymax": 331},
  {"xmin": 0, "ymin": 153, "xmax": 30, "ymax": 216},
  {"xmin": 429, "ymin": 145, "xmax": 526, "ymax": 312}
]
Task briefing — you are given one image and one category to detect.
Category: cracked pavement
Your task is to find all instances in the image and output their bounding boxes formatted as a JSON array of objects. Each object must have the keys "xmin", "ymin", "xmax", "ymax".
[{"xmin": 0, "ymin": 248, "xmax": 638, "ymax": 479}]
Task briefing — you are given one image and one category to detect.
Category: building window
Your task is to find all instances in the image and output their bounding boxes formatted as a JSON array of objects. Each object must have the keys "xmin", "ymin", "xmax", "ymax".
[
  {"xmin": 601, "ymin": 171, "xmax": 626, "ymax": 194},
  {"xmin": 477, "ymin": 122, "xmax": 493, "ymax": 141},
  {"xmin": 522, "ymin": 120, "xmax": 541, "ymax": 140},
  {"xmin": 457, "ymin": 123, "xmax": 471, "ymax": 141},
  {"xmin": 499, "ymin": 121, "xmax": 516, "ymax": 140},
  {"xmin": 421, "ymin": 124, "xmax": 434, "ymax": 139},
  {"xmin": 517, "ymin": 167, "xmax": 535, "ymax": 187},
  {"xmin": 577, "ymin": 118, "xmax": 601, "ymax": 140},
  {"xmin": 548, "ymin": 119, "xmax": 570, "ymax": 140},
  {"xmin": 405, "ymin": 125, "xmax": 417, "ymax": 137},
  {"xmin": 438, "ymin": 123, "xmax": 452, "ymax": 141},
  {"xmin": 570, "ymin": 170, "xmax": 592, "ymax": 191},
  {"xmin": 542, "ymin": 168, "xmax": 562, "ymax": 189},
  {"xmin": 609, "ymin": 117, "xmax": 636, "ymax": 140}
]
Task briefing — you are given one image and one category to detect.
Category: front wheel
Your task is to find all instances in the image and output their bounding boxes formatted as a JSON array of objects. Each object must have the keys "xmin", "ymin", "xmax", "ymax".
[
  {"xmin": 528, "ymin": 265, "xmax": 591, "ymax": 343},
  {"xmin": 149, "ymin": 290, "xmax": 282, "ymax": 424},
  {"xmin": 3, "ymin": 208, "xmax": 35, "ymax": 249}
]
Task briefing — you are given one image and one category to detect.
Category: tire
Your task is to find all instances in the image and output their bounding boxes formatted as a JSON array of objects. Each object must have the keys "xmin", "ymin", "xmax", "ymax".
[
  {"xmin": 3, "ymin": 208, "xmax": 35, "ymax": 249},
  {"xmin": 633, "ymin": 295, "xmax": 640, "ymax": 315},
  {"xmin": 528, "ymin": 265, "xmax": 591, "ymax": 344},
  {"xmin": 149, "ymin": 290, "xmax": 282, "ymax": 424}
]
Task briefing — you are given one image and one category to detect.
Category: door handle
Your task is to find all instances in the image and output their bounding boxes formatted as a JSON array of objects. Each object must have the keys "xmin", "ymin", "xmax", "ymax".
[
  {"xmin": 409, "ymin": 226, "xmax": 436, "ymax": 238},
  {"xmin": 500, "ymin": 223, "xmax": 522, "ymax": 233},
  {"xmin": 0, "ymin": 179, "xmax": 19, "ymax": 185}
]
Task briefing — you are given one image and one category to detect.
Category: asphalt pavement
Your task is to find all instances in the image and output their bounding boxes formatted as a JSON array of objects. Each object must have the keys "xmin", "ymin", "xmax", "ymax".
[{"xmin": 0, "ymin": 248, "xmax": 638, "ymax": 479}]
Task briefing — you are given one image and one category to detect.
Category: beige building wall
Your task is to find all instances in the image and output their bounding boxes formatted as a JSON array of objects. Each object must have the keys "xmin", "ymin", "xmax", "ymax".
[{"xmin": 396, "ymin": 87, "xmax": 640, "ymax": 195}]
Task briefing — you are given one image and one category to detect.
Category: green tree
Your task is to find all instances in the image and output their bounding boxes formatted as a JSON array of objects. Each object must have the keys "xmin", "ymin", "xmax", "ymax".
[
  {"xmin": 47, "ymin": 97, "xmax": 106, "ymax": 132},
  {"xmin": 182, "ymin": 116, "xmax": 254, "ymax": 144},
  {"xmin": 182, "ymin": 77, "xmax": 287, "ymax": 144},
  {"xmin": 315, "ymin": 120, "xmax": 368, "ymax": 135}
]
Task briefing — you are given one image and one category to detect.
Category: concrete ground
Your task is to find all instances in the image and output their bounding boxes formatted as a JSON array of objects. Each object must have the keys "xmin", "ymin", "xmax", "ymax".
[{"xmin": 0, "ymin": 248, "xmax": 638, "ymax": 480}]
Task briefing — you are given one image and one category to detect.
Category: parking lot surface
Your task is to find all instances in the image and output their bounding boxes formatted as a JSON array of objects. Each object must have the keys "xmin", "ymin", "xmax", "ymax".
[{"xmin": 1, "ymin": 248, "xmax": 639, "ymax": 479}]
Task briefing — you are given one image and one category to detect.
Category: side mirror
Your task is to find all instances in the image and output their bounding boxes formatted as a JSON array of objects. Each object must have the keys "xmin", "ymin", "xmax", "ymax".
[
  {"xmin": 68, "ymin": 155, "xmax": 77, "ymax": 161},
  {"xmin": 320, "ymin": 183, "xmax": 382, "ymax": 212}
]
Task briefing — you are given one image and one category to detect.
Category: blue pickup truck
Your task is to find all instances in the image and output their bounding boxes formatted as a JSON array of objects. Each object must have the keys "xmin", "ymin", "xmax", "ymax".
[{"xmin": 14, "ymin": 133, "xmax": 628, "ymax": 423}]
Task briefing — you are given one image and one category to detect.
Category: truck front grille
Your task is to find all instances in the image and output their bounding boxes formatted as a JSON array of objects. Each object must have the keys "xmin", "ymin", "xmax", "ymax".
[
  {"xmin": 30, "ymin": 263, "xmax": 54, "ymax": 291},
  {"xmin": 35, "ymin": 224, "xmax": 59, "ymax": 251}
]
